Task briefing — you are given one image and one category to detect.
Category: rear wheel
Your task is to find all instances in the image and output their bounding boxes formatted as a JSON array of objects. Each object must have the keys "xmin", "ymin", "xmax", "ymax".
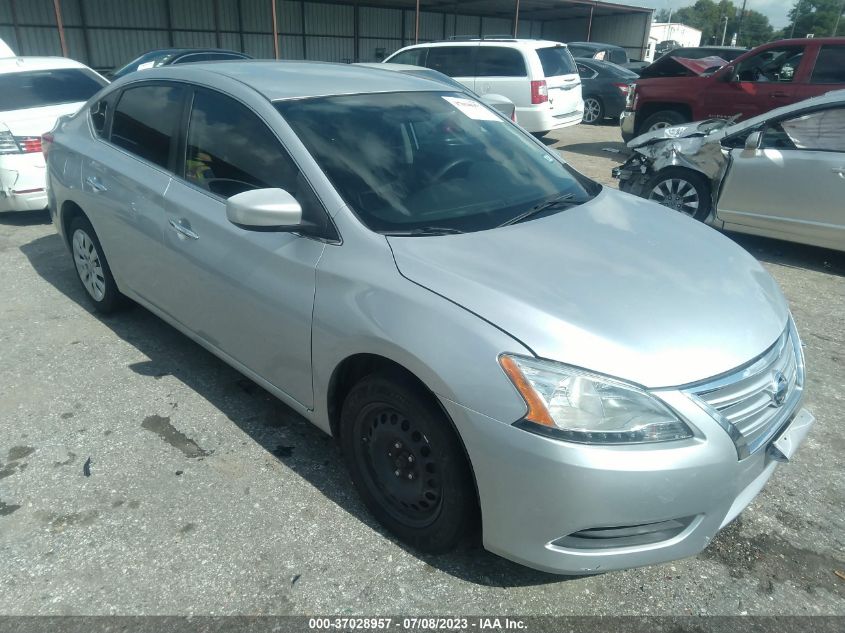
[
  {"xmin": 582, "ymin": 96, "xmax": 604, "ymax": 124},
  {"xmin": 646, "ymin": 168, "xmax": 712, "ymax": 221},
  {"xmin": 340, "ymin": 373, "xmax": 476, "ymax": 553},
  {"xmin": 640, "ymin": 110, "xmax": 688, "ymax": 133},
  {"xmin": 69, "ymin": 215, "xmax": 125, "ymax": 313}
]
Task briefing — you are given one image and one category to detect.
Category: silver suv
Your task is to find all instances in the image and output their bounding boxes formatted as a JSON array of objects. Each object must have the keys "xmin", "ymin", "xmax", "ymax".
[{"xmin": 45, "ymin": 61, "xmax": 814, "ymax": 574}]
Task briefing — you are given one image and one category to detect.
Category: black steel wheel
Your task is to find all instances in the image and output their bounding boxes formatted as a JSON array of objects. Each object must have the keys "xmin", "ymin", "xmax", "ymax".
[{"xmin": 340, "ymin": 373, "xmax": 476, "ymax": 553}]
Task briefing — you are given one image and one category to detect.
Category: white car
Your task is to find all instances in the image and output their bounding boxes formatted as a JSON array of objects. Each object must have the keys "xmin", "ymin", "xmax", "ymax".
[
  {"xmin": 0, "ymin": 56, "xmax": 106, "ymax": 212},
  {"xmin": 384, "ymin": 38, "xmax": 583, "ymax": 135}
]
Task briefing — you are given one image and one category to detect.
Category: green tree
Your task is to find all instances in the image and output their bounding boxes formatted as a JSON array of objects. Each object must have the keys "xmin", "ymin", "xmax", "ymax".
[
  {"xmin": 656, "ymin": 0, "xmax": 775, "ymax": 47},
  {"xmin": 786, "ymin": 0, "xmax": 845, "ymax": 37}
]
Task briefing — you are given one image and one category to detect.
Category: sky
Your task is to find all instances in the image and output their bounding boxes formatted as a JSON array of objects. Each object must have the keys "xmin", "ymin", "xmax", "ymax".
[{"xmin": 622, "ymin": 0, "xmax": 794, "ymax": 30}]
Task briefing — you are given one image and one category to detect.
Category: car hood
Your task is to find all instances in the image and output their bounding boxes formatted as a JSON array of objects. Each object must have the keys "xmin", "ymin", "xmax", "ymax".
[
  {"xmin": 387, "ymin": 188, "xmax": 788, "ymax": 389},
  {"xmin": 0, "ymin": 102, "xmax": 86, "ymax": 136}
]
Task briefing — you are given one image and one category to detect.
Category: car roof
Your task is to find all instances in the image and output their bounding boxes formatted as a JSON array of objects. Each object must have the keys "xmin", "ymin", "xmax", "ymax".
[
  {"xmin": 127, "ymin": 60, "xmax": 452, "ymax": 100},
  {"xmin": 398, "ymin": 39, "xmax": 567, "ymax": 50},
  {"xmin": 138, "ymin": 48, "xmax": 246, "ymax": 56},
  {"xmin": 568, "ymin": 41, "xmax": 623, "ymax": 51},
  {"xmin": 0, "ymin": 56, "xmax": 90, "ymax": 74}
]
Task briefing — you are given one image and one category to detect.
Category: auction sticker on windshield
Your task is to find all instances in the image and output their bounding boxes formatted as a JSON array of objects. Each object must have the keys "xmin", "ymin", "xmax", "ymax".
[{"xmin": 442, "ymin": 96, "xmax": 501, "ymax": 121}]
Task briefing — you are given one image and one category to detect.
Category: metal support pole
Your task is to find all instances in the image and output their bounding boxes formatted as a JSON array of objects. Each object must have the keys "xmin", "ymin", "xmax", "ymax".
[
  {"xmin": 214, "ymin": 0, "xmax": 222, "ymax": 48},
  {"xmin": 78, "ymin": 0, "xmax": 92, "ymax": 65},
  {"xmin": 53, "ymin": 0, "xmax": 68, "ymax": 57},
  {"xmin": 164, "ymin": 0, "xmax": 174, "ymax": 47},
  {"xmin": 586, "ymin": 2, "xmax": 594, "ymax": 41},
  {"xmin": 9, "ymin": 0, "xmax": 22, "ymax": 55},
  {"xmin": 415, "ymin": 0, "xmax": 420, "ymax": 44},
  {"xmin": 833, "ymin": 0, "xmax": 844, "ymax": 36},
  {"xmin": 353, "ymin": 2, "xmax": 359, "ymax": 62},
  {"xmin": 237, "ymin": 0, "xmax": 245, "ymax": 52},
  {"xmin": 513, "ymin": 0, "xmax": 520, "ymax": 38},
  {"xmin": 271, "ymin": 0, "xmax": 280, "ymax": 59}
]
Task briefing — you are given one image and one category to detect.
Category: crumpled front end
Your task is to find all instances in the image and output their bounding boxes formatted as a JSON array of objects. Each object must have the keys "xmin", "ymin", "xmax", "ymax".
[{"xmin": 613, "ymin": 124, "xmax": 731, "ymax": 219}]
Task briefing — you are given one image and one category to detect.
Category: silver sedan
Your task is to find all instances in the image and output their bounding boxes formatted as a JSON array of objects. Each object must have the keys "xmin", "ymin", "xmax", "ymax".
[{"xmin": 45, "ymin": 61, "xmax": 813, "ymax": 574}]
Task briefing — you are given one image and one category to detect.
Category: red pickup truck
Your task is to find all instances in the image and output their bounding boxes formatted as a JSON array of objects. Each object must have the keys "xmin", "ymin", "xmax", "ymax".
[{"xmin": 620, "ymin": 37, "xmax": 845, "ymax": 143}]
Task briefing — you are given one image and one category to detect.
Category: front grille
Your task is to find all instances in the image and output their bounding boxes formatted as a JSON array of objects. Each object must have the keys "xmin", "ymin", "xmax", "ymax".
[{"xmin": 687, "ymin": 321, "xmax": 804, "ymax": 459}]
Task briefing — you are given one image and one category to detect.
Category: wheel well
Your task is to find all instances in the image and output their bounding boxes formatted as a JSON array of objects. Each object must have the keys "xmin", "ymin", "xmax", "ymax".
[
  {"xmin": 327, "ymin": 353, "xmax": 482, "ymax": 525},
  {"xmin": 327, "ymin": 354, "xmax": 422, "ymax": 440},
  {"xmin": 60, "ymin": 200, "xmax": 86, "ymax": 247},
  {"xmin": 636, "ymin": 102, "xmax": 692, "ymax": 134}
]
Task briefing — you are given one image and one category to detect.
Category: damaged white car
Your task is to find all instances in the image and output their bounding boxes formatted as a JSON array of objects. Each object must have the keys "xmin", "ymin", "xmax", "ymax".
[{"xmin": 613, "ymin": 89, "xmax": 845, "ymax": 252}]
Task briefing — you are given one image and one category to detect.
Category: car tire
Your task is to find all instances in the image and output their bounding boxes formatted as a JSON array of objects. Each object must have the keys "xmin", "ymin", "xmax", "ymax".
[
  {"xmin": 582, "ymin": 96, "xmax": 604, "ymax": 124},
  {"xmin": 645, "ymin": 167, "xmax": 712, "ymax": 221},
  {"xmin": 640, "ymin": 110, "xmax": 688, "ymax": 133},
  {"xmin": 340, "ymin": 372, "xmax": 476, "ymax": 554},
  {"xmin": 68, "ymin": 215, "xmax": 125, "ymax": 313}
]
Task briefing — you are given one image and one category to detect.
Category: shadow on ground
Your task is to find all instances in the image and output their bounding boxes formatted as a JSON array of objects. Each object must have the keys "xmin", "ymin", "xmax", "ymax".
[
  {"xmin": 19, "ymin": 230, "xmax": 566, "ymax": 589},
  {"xmin": 728, "ymin": 233, "xmax": 845, "ymax": 277},
  {"xmin": 556, "ymin": 139, "xmax": 629, "ymax": 161},
  {"xmin": 0, "ymin": 209, "xmax": 52, "ymax": 227}
]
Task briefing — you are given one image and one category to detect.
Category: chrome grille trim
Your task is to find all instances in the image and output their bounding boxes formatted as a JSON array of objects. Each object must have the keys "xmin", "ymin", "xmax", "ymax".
[{"xmin": 685, "ymin": 318, "xmax": 805, "ymax": 460}]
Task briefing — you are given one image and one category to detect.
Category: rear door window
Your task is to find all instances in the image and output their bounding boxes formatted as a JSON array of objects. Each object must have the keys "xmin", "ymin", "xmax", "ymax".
[
  {"xmin": 425, "ymin": 46, "xmax": 476, "ymax": 77},
  {"xmin": 537, "ymin": 46, "xmax": 577, "ymax": 77},
  {"xmin": 476, "ymin": 47, "xmax": 527, "ymax": 77},
  {"xmin": 110, "ymin": 84, "xmax": 184, "ymax": 169},
  {"xmin": 810, "ymin": 46, "xmax": 845, "ymax": 84},
  {"xmin": 576, "ymin": 63, "xmax": 597, "ymax": 79},
  {"xmin": 0, "ymin": 69, "xmax": 105, "ymax": 111}
]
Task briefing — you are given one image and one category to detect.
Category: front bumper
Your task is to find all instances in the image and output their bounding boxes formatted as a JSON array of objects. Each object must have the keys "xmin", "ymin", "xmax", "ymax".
[
  {"xmin": 620, "ymin": 110, "xmax": 636, "ymax": 143},
  {"xmin": 441, "ymin": 395, "xmax": 814, "ymax": 575}
]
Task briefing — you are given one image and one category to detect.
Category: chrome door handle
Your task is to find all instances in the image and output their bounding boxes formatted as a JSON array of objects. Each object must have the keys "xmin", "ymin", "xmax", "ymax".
[
  {"xmin": 833, "ymin": 167, "xmax": 845, "ymax": 177},
  {"xmin": 85, "ymin": 176, "xmax": 107, "ymax": 192},
  {"xmin": 169, "ymin": 218, "xmax": 199, "ymax": 240}
]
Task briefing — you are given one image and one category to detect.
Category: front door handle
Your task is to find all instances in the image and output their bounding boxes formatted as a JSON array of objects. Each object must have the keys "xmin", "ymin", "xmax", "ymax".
[
  {"xmin": 169, "ymin": 218, "xmax": 199, "ymax": 240},
  {"xmin": 833, "ymin": 167, "xmax": 845, "ymax": 178},
  {"xmin": 85, "ymin": 176, "xmax": 107, "ymax": 192},
  {"xmin": 771, "ymin": 91, "xmax": 789, "ymax": 98}
]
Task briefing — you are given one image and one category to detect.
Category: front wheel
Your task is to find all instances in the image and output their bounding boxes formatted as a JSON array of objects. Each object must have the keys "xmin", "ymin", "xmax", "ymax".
[
  {"xmin": 69, "ymin": 215, "xmax": 125, "ymax": 313},
  {"xmin": 640, "ymin": 110, "xmax": 688, "ymax": 133},
  {"xmin": 645, "ymin": 168, "xmax": 712, "ymax": 221},
  {"xmin": 340, "ymin": 373, "xmax": 476, "ymax": 553}
]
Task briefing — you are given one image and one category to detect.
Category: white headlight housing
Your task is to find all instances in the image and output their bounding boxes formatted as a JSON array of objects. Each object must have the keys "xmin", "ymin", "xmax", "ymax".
[{"xmin": 500, "ymin": 355, "xmax": 693, "ymax": 444}]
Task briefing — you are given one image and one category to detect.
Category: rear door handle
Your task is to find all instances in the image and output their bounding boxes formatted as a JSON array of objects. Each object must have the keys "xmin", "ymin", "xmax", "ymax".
[
  {"xmin": 833, "ymin": 167, "xmax": 845, "ymax": 178},
  {"xmin": 771, "ymin": 91, "xmax": 789, "ymax": 98},
  {"xmin": 85, "ymin": 176, "xmax": 107, "ymax": 192},
  {"xmin": 169, "ymin": 218, "xmax": 199, "ymax": 240}
]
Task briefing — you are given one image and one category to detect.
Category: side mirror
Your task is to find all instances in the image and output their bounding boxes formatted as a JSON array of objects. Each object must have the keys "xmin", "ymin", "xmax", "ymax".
[
  {"xmin": 226, "ymin": 188, "xmax": 303, "ymax": 231},
  {"xmin": 744, "ymin": 130, "xmax": 762, "ymax": 150},
  {"xmin": 719, "ymin": 66, "xmax": 736, "ymax": 82}
]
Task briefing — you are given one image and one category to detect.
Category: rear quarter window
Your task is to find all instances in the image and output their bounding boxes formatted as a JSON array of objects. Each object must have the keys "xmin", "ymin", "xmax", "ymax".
[{"xmin": 536, "ymin": 46, "xmax": 577, "ymax": 77}]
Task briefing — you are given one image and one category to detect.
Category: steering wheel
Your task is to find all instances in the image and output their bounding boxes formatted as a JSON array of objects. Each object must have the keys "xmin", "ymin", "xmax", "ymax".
[{"xmin": 431, "ymin": 158, "xmax": 472, "ymax": 182}]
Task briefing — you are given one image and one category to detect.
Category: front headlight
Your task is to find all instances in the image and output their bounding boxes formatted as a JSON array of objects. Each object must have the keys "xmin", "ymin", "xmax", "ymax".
[{"xmin": 499, "ymin": 355, "xmax": 693, "ymax": 444}]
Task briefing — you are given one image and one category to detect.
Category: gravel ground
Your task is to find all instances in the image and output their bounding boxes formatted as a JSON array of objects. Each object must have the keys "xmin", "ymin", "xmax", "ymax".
[{"xmin": 1, "ymin": 122, "xmax": 843, "ymax": 616}]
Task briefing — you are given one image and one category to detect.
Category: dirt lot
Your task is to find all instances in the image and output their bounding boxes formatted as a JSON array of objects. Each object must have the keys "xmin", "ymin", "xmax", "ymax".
[{"xmin": 1, "ymin": 122, "xmax": 843, "ymax": 616}]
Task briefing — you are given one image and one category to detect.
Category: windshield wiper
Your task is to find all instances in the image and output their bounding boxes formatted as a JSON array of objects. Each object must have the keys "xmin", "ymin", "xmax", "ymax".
[
  {"xmin": 383, "ymin": 226, "xmax": 466, "ymax": 236},
  {"xmin": 498, "ymin": 193, "xmax": 577, "ymax": 227}
]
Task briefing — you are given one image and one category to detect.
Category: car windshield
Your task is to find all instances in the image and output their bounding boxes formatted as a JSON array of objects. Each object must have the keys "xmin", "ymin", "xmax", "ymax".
[
  {"xmin": 275, "ymin": 91, "xmax": 598, "ymax": 234},
  {"xmin": 0, "ymin": 69, "xmax": 106, "ymax": 111},
  {"xmin": 538, "ymin": 46, "xmax": 578, "ymax": 75}
]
